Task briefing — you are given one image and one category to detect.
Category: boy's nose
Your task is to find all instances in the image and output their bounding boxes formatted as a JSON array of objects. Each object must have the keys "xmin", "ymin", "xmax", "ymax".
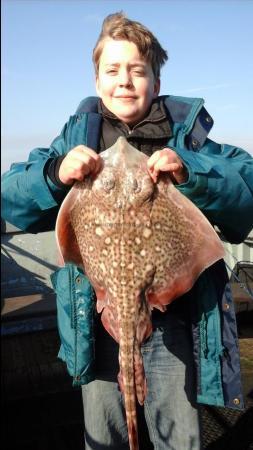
[{"xmin": 118, "ymin": 70, "xmax": 133, "ymax": 87}]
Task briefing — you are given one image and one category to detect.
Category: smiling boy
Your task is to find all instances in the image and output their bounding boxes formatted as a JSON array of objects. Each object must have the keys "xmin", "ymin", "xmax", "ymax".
[
  {"xmin": 2, "ymin": 11, "xmax": 253, "ymax": 450},
  {"xmin": 96, "ymin": 39, "xmax": 160, "ymax": 125},
  {"xmin": 59, "ymin": 16, "xmax": 186, "ymax": 190}
]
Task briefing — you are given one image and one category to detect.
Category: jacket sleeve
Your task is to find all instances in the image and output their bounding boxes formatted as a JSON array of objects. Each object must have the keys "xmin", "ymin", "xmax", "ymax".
[
  {"xmin": 175, "ymin": 139, "xmax": 253, "ymax": 244},
  {"xmin": 1, "ymin": 122, "xmax": 71, "ymax": 233}
]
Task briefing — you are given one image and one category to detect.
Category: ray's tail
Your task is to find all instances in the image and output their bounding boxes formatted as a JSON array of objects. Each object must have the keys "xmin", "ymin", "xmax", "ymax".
[
  {"xmin": 119, "ymin": 330, "xmax": 145, "ymax": 450},
  {"xmin": 117, "ymin": 296, "xmax": 152, "ymax": 450}
]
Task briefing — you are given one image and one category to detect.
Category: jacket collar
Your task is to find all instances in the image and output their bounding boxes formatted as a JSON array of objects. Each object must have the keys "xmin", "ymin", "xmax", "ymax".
[{"xmin": 98, "ymin": 98, "xmax": 172, "ymax": 140}]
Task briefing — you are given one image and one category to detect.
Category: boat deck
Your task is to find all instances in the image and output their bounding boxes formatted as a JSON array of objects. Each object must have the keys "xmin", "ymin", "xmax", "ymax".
[
  {"xmin": 2, "ymin": 328, "xmax": 253, "ymax": 450},
  {"xmin": 1, "ymin": 224, "xmax": 253, "ymax": 449}
]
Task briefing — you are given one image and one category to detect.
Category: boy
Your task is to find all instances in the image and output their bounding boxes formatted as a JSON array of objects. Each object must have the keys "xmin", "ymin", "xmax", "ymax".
[{"xmin": 2, "ymin": 12, "xmax": 253, "ymax": 450}]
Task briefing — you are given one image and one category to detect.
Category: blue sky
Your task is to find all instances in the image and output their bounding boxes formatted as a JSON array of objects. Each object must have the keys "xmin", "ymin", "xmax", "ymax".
[{"xmin": 2, "ymin": 0, "xmax": 253, "ymax": 173}]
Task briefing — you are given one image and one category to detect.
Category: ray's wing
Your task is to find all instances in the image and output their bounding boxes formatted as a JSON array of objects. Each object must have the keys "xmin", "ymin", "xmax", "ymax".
[
  {"xmin": 55, "ymin": 185, "xmax": 84, "ymax": 267},
  {"xmin": 146, "ymin": 177, "xmax": 225, "ymax": 308}
]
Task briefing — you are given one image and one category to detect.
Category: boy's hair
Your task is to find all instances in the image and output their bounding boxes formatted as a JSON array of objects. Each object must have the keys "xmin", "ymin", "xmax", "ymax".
[{"xmin": 93, "ymin": 12, "xmax": 168, "ymax": 80}]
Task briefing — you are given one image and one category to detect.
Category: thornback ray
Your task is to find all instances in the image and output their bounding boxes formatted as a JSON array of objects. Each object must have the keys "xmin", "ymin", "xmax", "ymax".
[{"xmin": 56, "ymin": 136, "xmax": 224, "ymax": 450}]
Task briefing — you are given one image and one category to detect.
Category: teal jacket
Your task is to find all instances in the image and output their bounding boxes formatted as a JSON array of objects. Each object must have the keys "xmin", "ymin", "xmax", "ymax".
[{"xmin": 2, "ymin": 95, "xmax": 253, "ymax": 410}]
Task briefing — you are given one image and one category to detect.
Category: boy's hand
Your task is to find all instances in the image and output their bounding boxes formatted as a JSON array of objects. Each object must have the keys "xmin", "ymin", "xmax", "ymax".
[
  {"xmin": 58, "ymin": 145, "xmax": 102, "ymax": 185},
  {"xmin": 147, "ymin": 148, "xmax": 188, "ymax": 184}
]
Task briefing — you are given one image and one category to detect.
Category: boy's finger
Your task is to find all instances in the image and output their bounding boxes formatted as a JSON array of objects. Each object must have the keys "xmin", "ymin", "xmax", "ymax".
[
  {"xmin": 154, "ymin": 161, "xmax": 181, "ymax": 173},
  {"xmin": 147, "ymin": 167, "xmax": 158, "ymax": 183},
  {"xmin": 73, "ymin": 145, "xmax": 100, "ymax": 160},
  {"xmin": 147, "ymin": 151, "xmax": 161, "ymax": 168}
]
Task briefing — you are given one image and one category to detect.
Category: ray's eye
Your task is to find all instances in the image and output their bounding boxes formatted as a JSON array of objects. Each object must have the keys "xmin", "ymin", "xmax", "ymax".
[
  {"xmin": 132, "ymin": 179, "xmax": 141, "ymax": 193},
  {"xmin": 139, "ymin": 175, "xmax": 155, "ymax": 201},
  {"xmin": 103, "ymin": 177, "xmax": 115, "ymax": 192},
  {"xmin": 92, "ymin": 170, "xmax": 115, "ymax": 196},
  {"xmin": 131, "ymin": 175, "xmax": 154, "ymax": 200}
]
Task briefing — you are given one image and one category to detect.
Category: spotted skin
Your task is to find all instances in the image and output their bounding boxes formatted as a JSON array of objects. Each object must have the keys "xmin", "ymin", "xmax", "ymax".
[{"xmin": 56, "ymin": 137, "xmax": 224, "ymax": 450}]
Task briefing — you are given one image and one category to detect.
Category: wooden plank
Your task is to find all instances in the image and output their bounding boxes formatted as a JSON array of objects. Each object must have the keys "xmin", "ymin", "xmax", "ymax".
[
  {"xmin": 230, "ymin": 282, "xmax": 253, "ymax": 300},
  {"xmin": 1, "ymin": 315, "xmax": 57, "ymax": 336},
  {"xmin": 2, "ymin": 293, "xmax": 56, "ymax": 318}
]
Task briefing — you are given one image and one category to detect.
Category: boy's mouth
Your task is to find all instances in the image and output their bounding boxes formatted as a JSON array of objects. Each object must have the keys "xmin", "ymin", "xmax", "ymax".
[
  {"xmin": 115, "ymin": 96, "xmax": 137, "ymax": 102},
  {"xmin": 115, "ymin": 94, "xmax": 137, "ymax": 99}
]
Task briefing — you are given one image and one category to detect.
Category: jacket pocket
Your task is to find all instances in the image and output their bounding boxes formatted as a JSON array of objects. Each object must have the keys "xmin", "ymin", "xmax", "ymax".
[{"xmin": 51, "ymin": 263, "xmax": 96, "ymax": 386}]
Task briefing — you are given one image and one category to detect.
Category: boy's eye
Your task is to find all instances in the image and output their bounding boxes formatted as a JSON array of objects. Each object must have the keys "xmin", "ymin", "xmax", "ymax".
[
  {"xmin": 132, "ymin": 69, "xmax": 146, "ymax": 76},
  {"xmin": 106, "ymin": 69, "xmax": 117, "ymax": 74}
]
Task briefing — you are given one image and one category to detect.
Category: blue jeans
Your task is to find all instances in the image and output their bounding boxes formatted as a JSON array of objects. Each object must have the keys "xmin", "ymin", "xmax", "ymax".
[{"xmin": 82, "ymin": 311, "xmax": 202, "ymax": 450}]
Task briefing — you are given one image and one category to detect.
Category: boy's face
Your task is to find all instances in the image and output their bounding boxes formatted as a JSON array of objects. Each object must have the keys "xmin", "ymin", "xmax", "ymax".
[{"xmin": 96, "ymin": 39, "xmax": 160, "ymax": 126}]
